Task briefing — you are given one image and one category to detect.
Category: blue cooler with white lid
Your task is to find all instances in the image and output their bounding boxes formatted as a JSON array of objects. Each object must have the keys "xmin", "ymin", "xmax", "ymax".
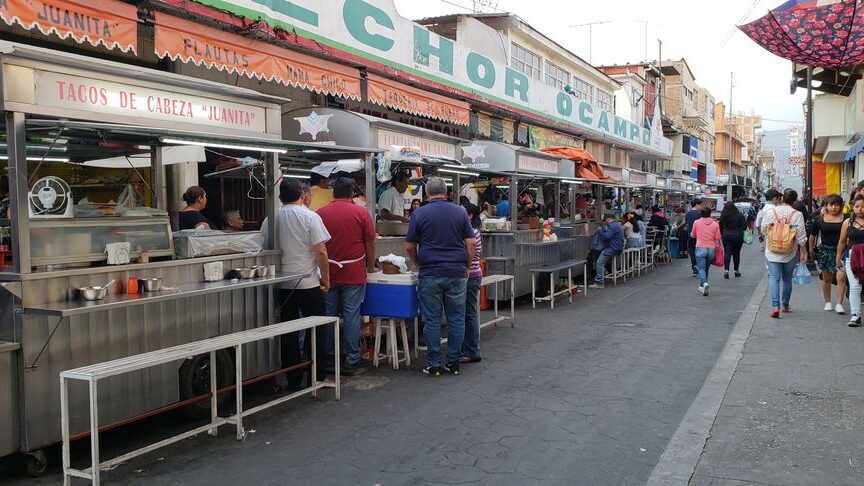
[{"xmin": 361, "ymin": 272, "xmax": 419, "ymax": 318}]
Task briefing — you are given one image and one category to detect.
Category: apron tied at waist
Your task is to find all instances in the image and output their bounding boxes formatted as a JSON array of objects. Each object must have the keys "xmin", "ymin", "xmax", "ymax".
[{"xmin": 328, "ymin": 254, "xmax": 366, "ymax": 268}]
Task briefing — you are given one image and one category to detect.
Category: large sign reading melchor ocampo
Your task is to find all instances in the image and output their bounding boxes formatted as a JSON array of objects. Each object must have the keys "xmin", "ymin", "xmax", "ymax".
[{"xmin": 185, "ymin": 0, "xmax": 672, "ymax": 156}]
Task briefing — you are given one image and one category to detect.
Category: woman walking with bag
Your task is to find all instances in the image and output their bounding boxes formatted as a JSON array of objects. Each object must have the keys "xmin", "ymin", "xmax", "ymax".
[
  {"xmin": 810, "ymin": 194, "xmax": 846, "ymax": 315},
  {"xmin": 691, "ymin": 206, "xmax": 721, "ymax": 296},
  {"xmin": 719, "ymin": 202, "xmax": 747, "ymax": 279},
  {"xmin": 835, "ymin": 196, "xmax": 864, "ymax": 326},
  {"xmin": 761, "ymin": 189, "xmax": 809, "ymax": 319}
]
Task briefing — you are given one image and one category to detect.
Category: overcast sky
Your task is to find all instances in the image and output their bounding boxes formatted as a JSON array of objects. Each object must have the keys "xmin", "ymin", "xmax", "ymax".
[{"xmin": 393, "ymin": 0, "xmax": 805, "ymax": 133}]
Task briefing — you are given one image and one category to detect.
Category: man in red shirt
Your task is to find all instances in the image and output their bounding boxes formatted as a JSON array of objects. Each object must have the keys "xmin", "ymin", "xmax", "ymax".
[{"xmin": 317, "ymin": 177, "xmax": 377, "ymax": 373}]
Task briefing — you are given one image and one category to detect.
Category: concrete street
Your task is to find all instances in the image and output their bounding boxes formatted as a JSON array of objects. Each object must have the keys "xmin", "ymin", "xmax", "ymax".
[{"xmin": 6, "ymin": 244, "xmax": 862, "ymax": 485}]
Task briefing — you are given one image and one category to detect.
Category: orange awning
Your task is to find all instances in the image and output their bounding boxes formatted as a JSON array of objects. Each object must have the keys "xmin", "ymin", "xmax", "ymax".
[
  {"xmin": 540, "ymin": 146, "xmax": 619, "ymax": 183},
  {"xmin": 154, "ymin": 12, "xmax": 361, "ymax": 100},
  {"xmin": 0, "ymin": 0, "xmax": 137, "ymax": 53},
  {"xmin": 366, "ymin": 74, "xmax": 470, "ymax": 126}
]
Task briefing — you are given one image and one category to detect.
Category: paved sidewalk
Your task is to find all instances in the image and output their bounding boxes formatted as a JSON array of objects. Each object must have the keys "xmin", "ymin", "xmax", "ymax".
[{"xmin": 691, "ymin": 271, "xmax": 864, "ymax": 485}]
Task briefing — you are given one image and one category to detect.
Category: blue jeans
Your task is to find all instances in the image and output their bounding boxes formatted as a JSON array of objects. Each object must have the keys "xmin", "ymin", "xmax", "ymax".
[
  {"xmin": 695, "ymin": 247, "xmax": 714, "ymax": 286},
  {"xmin": 768, "ymin": 259, "xmax": 797, "ymax": 308},
  {"xmin": 462, "ymin": 277, "xmax": 482, "ymax": 359},
  {"xmin": 595, "ymin": 248, "xmax": 618, "ymax": 284},
  {"xmin": 325, "ymin": 283, "xmax": 366, "ymax": 365},
  {"xmin": 419, "ymin": 276, "xmax": 467, "ymax": 368}
]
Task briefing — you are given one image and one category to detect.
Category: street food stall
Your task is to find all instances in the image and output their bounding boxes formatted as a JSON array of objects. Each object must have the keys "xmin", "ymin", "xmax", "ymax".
[
  {"xmin": 0, "ymin": 42, "xmax": 380, "ymax": 474},
  {"xmin": 457, "ymin": 141, "xmax": 580, "ymax": 298},
  {"xmin": 282, "ymin": 107, "xmax": 467, "ymax": 260}
]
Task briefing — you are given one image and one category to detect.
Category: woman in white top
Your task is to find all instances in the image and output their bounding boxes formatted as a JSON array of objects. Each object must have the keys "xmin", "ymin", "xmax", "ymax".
[
  {"xmin": 760, "ymin": 189, "xmax": 809, "ymax": 319},
  {"xmin": 623, "ymin": 212, "xmax": 642, "ymax": 248}
]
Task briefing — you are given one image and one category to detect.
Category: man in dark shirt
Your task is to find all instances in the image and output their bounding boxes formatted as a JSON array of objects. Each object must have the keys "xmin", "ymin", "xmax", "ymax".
[
  {"xmin": 588, "ymin": 214, "xmax": 624, "ymax": 289},
  {"xmin": 406, "ymin": 177, "xmax": 476, "ymax": 377},
  {"xmin": 684, "ymin": 198, "xmax": 704, "ymax": 276}
]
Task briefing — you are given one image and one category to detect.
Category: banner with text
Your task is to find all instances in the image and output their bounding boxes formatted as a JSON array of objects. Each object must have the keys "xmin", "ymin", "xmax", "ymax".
[
  {"xmin": 154, "ymin": 12, "xmax": 361, "ymax": 100},
  {"xmin": 366, "ymin": 73, "xmax": 469, "ymax": 126},
  {"xmin": 0, "ymin": 0, "xmax": 137, "ymax": 53},
  {"xmin": 180, "ymin": 0, "xmax": 673, "ymax": 157}
]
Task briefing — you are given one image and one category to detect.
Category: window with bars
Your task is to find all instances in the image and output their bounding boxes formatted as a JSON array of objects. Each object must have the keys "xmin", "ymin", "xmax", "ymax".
[
  {"xmin": 544, "ymin": 60, "xmax": 570, "ymax": 90},
  {"xmin": 573, "ymin": 77, "xmax": 593, "ymax": 104},
  {"xmin": 596, "ymin": 89, "xmax": 612, "ymax": 111},
  {"xmin": 510, "ymin": 42, "xmax": 542, "ymax": 80}
]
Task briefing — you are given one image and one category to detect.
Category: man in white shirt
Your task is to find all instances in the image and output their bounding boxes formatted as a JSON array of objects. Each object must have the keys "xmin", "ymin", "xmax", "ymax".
[
  {"xmin": 756, "ymin": 189, "xmax": 783, "ymax": 244},
  {"xmin": 378, "ymin": 172, "xmax": 410, "ymax": 222},
  {"xmin": 269, "ymin": 178, "xmax": 331, "ymax": 387}
]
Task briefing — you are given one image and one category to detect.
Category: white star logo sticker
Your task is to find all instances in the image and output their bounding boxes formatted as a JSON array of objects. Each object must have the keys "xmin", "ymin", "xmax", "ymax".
[
  {"xmin": 294, "ymin": 111, "xmax": 334, "ymax": 141},
  {"xmin": 462, "ymin": 143, "xmax": 487, "ymax": 163}
]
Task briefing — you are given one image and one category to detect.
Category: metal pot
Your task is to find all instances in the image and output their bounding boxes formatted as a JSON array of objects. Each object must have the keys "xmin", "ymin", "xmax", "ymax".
[
  {"xmin": 139, "ymin": 277, "xmax": 163, "ymax": 292},
  {"xmin": 234, "ymin": 268, "xmax": 255, "ymax": 279},
  {"xmin": 78, "ymin": 286, "xmax": 109, "ymax": 301}
]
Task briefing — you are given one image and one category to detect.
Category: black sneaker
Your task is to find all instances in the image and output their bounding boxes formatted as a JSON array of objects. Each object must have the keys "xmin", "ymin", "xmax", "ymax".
[
  {"xmin": 344, "ymin": 358, "xmax": 371, "ymax": 375},
  {"xmin": 443, "ymin": 362, "xmax": 461, "ymax": 375},
  {"xmin": 423, "ymin": 366, "xmax": 442, "ymax": 377}
]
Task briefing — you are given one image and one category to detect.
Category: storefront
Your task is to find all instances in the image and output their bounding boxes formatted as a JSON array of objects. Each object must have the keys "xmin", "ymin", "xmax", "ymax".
[
  {"xmin": 0, "ymin": 42, "xmax": 380, "ymax": 470},
  {"xmin": 457, "ymin": 141, "xmax": 581, "ymax": 298},
  {"xmin": 282, "ymin": 106, "xmax": 466, "ymax": 258}
]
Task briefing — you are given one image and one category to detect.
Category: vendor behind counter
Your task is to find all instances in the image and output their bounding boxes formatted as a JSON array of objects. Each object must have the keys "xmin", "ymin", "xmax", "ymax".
[{"xmin": 179, "ymin": 186, "xmax": 217, "ymax": 230}]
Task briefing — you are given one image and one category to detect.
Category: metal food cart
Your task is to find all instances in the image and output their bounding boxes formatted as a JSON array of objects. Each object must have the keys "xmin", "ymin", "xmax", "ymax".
[
  {"xmin": 282, "ymin": 106, "xmax": 467, "ymax": 261},
  {"xmin": 457, "ymin": 141, "xmax": 584, "ymax": 299},
  {"xmin": 0, "ymin": 42, "xmax": 379, "ymax": 474}
]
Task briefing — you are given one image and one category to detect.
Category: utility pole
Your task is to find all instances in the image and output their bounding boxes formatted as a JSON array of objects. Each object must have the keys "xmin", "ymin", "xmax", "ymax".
[
  {"xmin": 569, "ymin": 21, "xmax": 612, "ymax": 64},
  {"xmin": 805, "ymin": 66, "xmax": 813, "ymax": 199},
  {"xmin": 727, "ymin": 72, "xmax": 734, "ymax": 202}
]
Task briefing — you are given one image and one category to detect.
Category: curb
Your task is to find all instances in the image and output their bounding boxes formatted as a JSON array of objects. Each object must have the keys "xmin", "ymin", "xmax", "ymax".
[{"xmin": 645, "ymin": 271, "xmax": 769, "ymax": 485}]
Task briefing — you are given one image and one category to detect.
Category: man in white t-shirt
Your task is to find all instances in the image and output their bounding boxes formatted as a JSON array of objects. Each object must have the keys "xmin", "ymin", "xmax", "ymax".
[
  {"xmin": 378, "ymin": 172, "xmax": 410, "ymax": 222},
  {"xmin": 268, "ymin": 178, "xmax": 331, "ymax": 387}
]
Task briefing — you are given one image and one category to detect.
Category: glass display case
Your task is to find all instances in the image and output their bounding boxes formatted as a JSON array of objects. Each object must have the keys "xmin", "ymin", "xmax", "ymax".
[{"xmin": 29, "ymin": 217, "xmax": 173, "ymax": 269}]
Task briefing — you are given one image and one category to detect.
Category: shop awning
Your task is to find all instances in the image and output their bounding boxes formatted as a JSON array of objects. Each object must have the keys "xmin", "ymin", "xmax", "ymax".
[
  {"xmin": 845, "ymin": 135, "xmax": 864, "ymax": 161},
  {"xmin": 83, "ymin": 145, "xmax": 206, "ymax": 168},
  {"xmin": 0, "ymin": 0, "xmax": 137, "ymax": 53},
  {"xmin": 154, "ymin": 12, "xmax": 361, "ymax": 100},
  {"xmin": 366, "ymin": 74, "xmax": 470, "ymax": 127}
]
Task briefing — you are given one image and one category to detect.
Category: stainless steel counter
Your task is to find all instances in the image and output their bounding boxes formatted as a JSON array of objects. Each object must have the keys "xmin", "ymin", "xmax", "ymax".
[
  {"xmin": 1, "ymin": 251, "xmax": 284, "ymax": 453},
  {"xmin": 26, "ymin": 273, "xmax": 306, "ymax": 318}
]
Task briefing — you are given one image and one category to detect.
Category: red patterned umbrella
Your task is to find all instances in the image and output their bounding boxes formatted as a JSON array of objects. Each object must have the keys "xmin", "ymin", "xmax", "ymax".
[{"xmin": 738, "ymin": 0, "xmax": 864, "ymax": 68}]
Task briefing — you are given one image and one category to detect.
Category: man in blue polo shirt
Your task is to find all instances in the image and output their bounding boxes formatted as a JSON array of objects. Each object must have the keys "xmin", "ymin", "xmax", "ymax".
[{"xmin": 406, "ymin": 177, "xmax": 477, "ymax": 377}]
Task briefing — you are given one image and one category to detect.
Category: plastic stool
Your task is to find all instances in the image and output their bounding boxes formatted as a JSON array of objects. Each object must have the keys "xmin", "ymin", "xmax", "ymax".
[{"xmin": 372, "ymin": 318, "xmax": 411, "ymax": 370}]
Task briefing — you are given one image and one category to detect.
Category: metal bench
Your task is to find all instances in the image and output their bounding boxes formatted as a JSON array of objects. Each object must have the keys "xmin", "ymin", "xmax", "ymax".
[
  {"xmin": 60, "ymin": 316, "xmax": 339, "ymax": 486},
  {"xmin": 530, "ymin": 259, "xmax": 588, "ymax": 309}
]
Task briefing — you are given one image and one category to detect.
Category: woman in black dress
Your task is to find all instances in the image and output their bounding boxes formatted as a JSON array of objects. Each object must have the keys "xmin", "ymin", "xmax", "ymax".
[
  {"xmin": 179, "ymin": 186, "xmax": 216, "ymax": 230},
  {"xmin": 719, "ymin": 202, "xmax": 747, "ymax": 279}
]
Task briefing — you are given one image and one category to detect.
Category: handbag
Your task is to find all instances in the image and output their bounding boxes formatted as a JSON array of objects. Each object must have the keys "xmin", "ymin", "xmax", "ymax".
[
  {"xmin": 743, "ymin": 229, "xmax": 754, "ymax": 245},
  {"xmin": 712, "ymin": 245, "xmax": 724, "ymax": 267}
]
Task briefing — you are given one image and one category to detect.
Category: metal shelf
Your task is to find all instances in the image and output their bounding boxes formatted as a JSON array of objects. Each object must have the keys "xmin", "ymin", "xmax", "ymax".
[{"xmin": 25, "ymin": 272, "xmax": 307, "ymax": 318}]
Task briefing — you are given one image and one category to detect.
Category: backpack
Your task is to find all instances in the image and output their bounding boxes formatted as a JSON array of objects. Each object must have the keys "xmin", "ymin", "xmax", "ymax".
[{"xmin": 766, "ymin": 208, "xmax": 796, "ymax": 253}]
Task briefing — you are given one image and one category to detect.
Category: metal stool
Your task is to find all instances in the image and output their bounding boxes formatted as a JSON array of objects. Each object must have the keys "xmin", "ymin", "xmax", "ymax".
[{"xmin": 372, "ymin": 317, "xmax": 411, "ymax": 370}]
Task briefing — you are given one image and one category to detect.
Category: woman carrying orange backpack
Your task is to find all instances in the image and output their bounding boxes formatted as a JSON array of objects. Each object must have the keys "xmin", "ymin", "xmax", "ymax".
[{"xmin": 760, "ymin": 189, "xmax": 809, "ymax": 319}]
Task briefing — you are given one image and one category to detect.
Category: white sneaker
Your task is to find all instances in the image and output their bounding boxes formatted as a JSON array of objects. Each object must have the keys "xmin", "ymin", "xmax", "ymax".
[
  {"xmin": 825, "ymin": 302, "xmax": 834, "ymax": 311},
  {"xmin": 702, "ymin": 283, "xmax": 710, "ymax": 296},
  {"xmin": 697, "ymin": 285, "xmax": 704, "ymax": 295},
  {"xmin": 836, "ymin": 304, "xmax": 846, "ymax": 315}
]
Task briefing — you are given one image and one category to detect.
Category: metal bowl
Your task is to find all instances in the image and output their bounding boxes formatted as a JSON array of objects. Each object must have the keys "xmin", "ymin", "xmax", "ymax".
[
  {"xmin": 234, "ymin": 268, "xmax": 255, "ymax": 279},
  {"xmin": 139, "ymin": 278, "xmax": 163, "ymax": 292},
  {"xmin": 252, "ymin": 265, "xmax": 267, "ymax": 278},
  {"xmin": 78, "ymin": 286, "xmax": 109, "ymax": 301}
]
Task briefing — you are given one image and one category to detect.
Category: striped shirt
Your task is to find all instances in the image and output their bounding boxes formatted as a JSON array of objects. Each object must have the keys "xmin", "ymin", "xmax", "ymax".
[{"xmin": 469, "ymin": 228, "xmax": 483, "ymax": 278}]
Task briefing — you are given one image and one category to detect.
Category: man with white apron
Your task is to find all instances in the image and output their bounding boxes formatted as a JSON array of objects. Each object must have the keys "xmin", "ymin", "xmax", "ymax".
[{"xmin": 317, "ymin": 177, "xmax": 378, "ymax": 374}]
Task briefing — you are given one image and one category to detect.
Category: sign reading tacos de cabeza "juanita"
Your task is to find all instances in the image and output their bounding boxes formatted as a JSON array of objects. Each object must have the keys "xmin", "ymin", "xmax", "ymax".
[{"xmin": 32, "ymin": 70, "xmax": 268, "ymax": 133}]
